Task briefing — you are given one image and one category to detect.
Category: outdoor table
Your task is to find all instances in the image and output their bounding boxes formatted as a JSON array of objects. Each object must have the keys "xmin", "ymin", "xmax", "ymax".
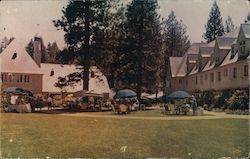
[{"xmin": 8, "ymin": 104, "xmax": 31, "ymax": 113}]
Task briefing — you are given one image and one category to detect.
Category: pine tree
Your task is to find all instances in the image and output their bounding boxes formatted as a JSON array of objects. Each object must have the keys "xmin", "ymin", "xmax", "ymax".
[
  {"xmin": 46, "ymin": 42, "xmax": 60, "ymax": 63},
  {"xmin": 53, "ymin": 0, "xmax": 114, "ymax": 91},
  {"xmin": 225, "ymin": 16, "xmax": 235, "ymax": 33},
  {"xmin": 163, "ymin": 11, "xmax": 190, "ymax": 57},
  {"xmin": 162, "ymin": 11, "xmax": 190, "ymax": 97},
  {"xmin": 0, "ymin": 37, "xmax": 14, "ymax": 53},
  {"xmin": 203, "ymin": 1, "xmax": 224, "ymax": 43},
  {"xmin": 115, "ymin": 0, "xmax": 163, "ymax": 98}
]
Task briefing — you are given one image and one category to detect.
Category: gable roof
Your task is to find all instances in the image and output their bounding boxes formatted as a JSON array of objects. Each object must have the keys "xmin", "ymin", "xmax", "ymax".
[
  {"xmin": 0, "ymin": 39, "xmax": 42, "ymax": 74},
  {"xmin": 40, "ymin": 64, "xmax": 110, "ymax": 94},
  {"xmin": 207, "ymin": 40, "xmax": 216, "ymax": 47},
  {"xmin": 169, "ymin": 57, "xmax": 183, "ymax": 77},
  {"xmin": 175, "ymin": 55, "xmax": 187, "ymax": 77},
  {"xmin": 189, "ymin": 65, "xmax": 199, "ymax": 75},
  {"xmin": 216, "ymin": 37, "xmax": 236, "ymax": 50},
  {"xmin": 220, "ymin": 51, "xmax": 238, "ymax": 67},
  {"xmin": 169, "ymin": 54, "xmax": 188, "ymax": 78},
  {"xmin": 202, "ymin": 60, "xmax": 215, "ymax": 72},
  {"xmin": 222, "ymin": 28, "xmax": 240, "ymax": 38}
]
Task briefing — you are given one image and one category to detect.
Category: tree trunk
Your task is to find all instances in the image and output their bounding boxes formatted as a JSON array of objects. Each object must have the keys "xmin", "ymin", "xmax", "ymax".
[
  {"xmin": 136, "ymin": 1, "xmax": 143, "ymax": 104},
  {"xmin": 83, "ymin": 0, "xmax": 90, "ymax": 91},
  {"xmin": 163, "ymin": 54, "xmax": 168, "ymax": 100}
]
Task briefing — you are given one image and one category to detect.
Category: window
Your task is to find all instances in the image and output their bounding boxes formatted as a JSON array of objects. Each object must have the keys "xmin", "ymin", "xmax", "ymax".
[
  {"xmin": 240, "ymin": 41, "xmax": 246, "ymax": 56},
  {"xmin": 20, "ymin": 75, "xmax": 23, "ymax": 82},
  {"xmin": 4, "ymin": 74, "xmax": 7, "ymax": 82},
  {"xmin": 224, "ymin": 69, "xmax": 228, "ymax": 77},
  {"xmin": 195, "ymin": 76, "xmax": 198, "ymax": 85},
  {"xmin": 50, "ymin": 69, "xmax": 54, "ymax": 76},
  {"xmin": 218, "ymin": 72, "xmax": 221, "ymax": 81},
  {"xmin": 179, "ymin": 79, "xmax": 182, "ymax": 84},
  {"xmin": 17, "ymin": 75, "xmax": 20, "ymax": 82},
  {"xmin": 243, "ymin": 65, "xmax": 248, "ymax": 77},
  {"xmin": 210, "ymin": 73, "xmax": 214, "ymax": 82},
  {"xmin": 205, "ymin": 74, "xmax": 207, "ymax": 80},
  {"xmin": 1, "ymin": 74, "xmax": 7, "ymax": 82},
  {"xmin": 233, "ymin": 68, "xmax": 237, "ymax": 78},
  {"xmin": 1, "ymin": 74, "xmax": 3, "ymax": 82},
  {"xmin": 215, "ymin": 57, "xmax": 220, "ymax": 63},
  {"xmin": 27, "ymin": 75, "xmax": 30, "ymax": 83},
  {"xmin": 11, "ymin": 52, "xmax": 17, "ymax": 59},
  {"xmin": 24, "ymin": 75, "xmax": 30, "ymax": 83},
  {"xmin": 200, "ymin": 75, "xmax": 203, "ymax": 85},
  {"xmin": 9, "ymin": 74, "xmax": 12, "ymax": 82}
]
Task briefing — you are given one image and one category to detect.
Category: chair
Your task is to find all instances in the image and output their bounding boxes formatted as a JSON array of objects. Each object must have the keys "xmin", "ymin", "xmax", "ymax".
[
  {"xmin": 169, "ymin": 104, "xmax": 176, "ymax": 114},
  {"xmin": 162, "ymin": 104, "xmax": 170, "ymax": 114}
]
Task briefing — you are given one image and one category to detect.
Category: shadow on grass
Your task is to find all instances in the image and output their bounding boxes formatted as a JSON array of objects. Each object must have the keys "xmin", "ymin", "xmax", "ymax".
[{"xmin": 34, "ymin": 107, "xmax": 112, "ymax": 115}]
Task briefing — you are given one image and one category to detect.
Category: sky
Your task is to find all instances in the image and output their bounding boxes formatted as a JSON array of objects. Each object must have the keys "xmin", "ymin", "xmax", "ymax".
[{"xmin": 0, "ymin": 0, "xmax": 249, "ymax": 49}]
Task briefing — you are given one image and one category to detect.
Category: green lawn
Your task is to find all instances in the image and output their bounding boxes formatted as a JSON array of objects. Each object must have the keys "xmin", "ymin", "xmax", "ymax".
[{"xmin": 0, "ymin": 113, "xmax": 249, "ymax": 158}]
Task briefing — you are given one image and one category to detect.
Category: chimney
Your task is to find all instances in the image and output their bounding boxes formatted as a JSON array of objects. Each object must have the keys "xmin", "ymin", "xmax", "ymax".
[{"xmin": 33, "ymin": 36, "xmax": 42, "ymax": 67}]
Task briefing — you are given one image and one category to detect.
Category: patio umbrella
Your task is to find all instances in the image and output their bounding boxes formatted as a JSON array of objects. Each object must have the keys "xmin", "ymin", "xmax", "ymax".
[
  {"xmin": 3, "ymin": 87, "xmax": 26, "ymax": 94},
  {"xmin": 22, "ymin": 89, "xmax": 33, "ymax": 97},
  {"xmin": 114, "ymin": 89, "xmax": 137, "ymax": 99},
  {"xmin": 167, "ymin": 91, "xmax": 192, "ymax": 99}
]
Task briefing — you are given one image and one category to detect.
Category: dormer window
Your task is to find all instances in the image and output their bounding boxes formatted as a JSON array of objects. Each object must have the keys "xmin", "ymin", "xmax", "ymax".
[
  {"xmin": 12, "ymin": 52, "xmax": 17, "ymax": 59},
  {"xmin": 50, "ymin": 69, "xmax": 54, "ymax": 76},
  {"xmin": 240, "ymin": 41, "xmax": 246, "ymax": 56}
]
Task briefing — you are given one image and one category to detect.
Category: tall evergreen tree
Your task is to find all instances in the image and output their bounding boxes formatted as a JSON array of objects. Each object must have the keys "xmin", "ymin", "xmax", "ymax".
[
  {"xmin": 163, "ymin": 11, "xmax": 190, "ymax": 57},
  {"xmin": 162, "ymin": 11, "xmax": 190, "ymax": 97},
  {"xmin": 0, "ymin": 37, "xmax": 14, "ymax": 53},
  {"xmin": 115, "ymin": 0, "xmax": 163, "ymax": 98},
  {"xmin": 53, "ymin": 0, "xmax": 113, "ymax": 91},
  {"xmin": 225, "ymin": 16, "xmax": 235, "ymax": 33},
  {"xmin": 203, "ymin": 1, "xmax": 224, "ymax": 43},
  {"xmin": 46, "ymin": 41, "xmax": 60, "ymax": 63}
]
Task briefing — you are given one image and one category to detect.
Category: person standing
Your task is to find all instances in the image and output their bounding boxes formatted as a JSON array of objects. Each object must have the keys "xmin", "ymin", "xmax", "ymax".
[
  {"xmin": 47, "ymin": 95, "xmax": 53, "ymax": 110},
  {"xmin": 191, "ymin": 97, "xmax": 197, "ymax": 116}
]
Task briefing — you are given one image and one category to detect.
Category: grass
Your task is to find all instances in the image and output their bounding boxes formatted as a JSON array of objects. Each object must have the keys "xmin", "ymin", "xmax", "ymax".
[{"xmin": 0, "ymin": 113, "xmax": 249, "ymax": 158}]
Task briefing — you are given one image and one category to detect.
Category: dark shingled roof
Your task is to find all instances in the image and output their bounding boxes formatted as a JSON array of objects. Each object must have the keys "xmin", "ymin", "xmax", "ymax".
[
  {"xmin": 186, "ymin": 43, "xmax": 207, "ymax": 55},
  {"xmin": 241, "ymin": 23, "xmax": 250, "ymax": 38},
  {"xmin": 216, "ymin": 37, "xmax": 236, "ymax": 50}
]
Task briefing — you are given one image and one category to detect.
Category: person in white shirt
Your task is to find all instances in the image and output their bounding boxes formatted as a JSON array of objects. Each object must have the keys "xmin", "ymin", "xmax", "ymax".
[{"xmin": 47, "ymin": 95, "xmax": 53, "ymax": 110}]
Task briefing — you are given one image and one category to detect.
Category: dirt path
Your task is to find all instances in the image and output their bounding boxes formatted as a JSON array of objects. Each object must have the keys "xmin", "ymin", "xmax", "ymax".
[
  {"xmin": 60, "ymin": 110, "xmax": 250, "ymax": 120},
  {"xmin": 205, "ymin": 111, "xmax": 250, "ymax": 119}
]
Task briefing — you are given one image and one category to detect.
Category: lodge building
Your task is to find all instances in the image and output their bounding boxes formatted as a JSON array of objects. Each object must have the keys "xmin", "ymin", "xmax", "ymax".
[
  {"xmin": 0, "ymin": 36, "xmax": 110, "ymax": 97},
  {"xmin": 168, "ymin": 22, "xmax": 250, "ymax": 93}
]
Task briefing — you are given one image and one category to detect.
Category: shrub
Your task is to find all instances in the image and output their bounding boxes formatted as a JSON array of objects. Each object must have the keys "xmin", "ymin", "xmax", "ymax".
[
  {"xmin": 226, "ymin": 90, "xmax": 249, "ymax": 110},
  {"xmin": 36, "ymin": 98, "xmax": 44, "ymax": 108},
  {"xmin": 198, "ymin": 91, "xmax": 214, "ymax": 107},
  {"xmin": 214, "ymin": 90, "xmax": 231, "ymax": 109}
]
